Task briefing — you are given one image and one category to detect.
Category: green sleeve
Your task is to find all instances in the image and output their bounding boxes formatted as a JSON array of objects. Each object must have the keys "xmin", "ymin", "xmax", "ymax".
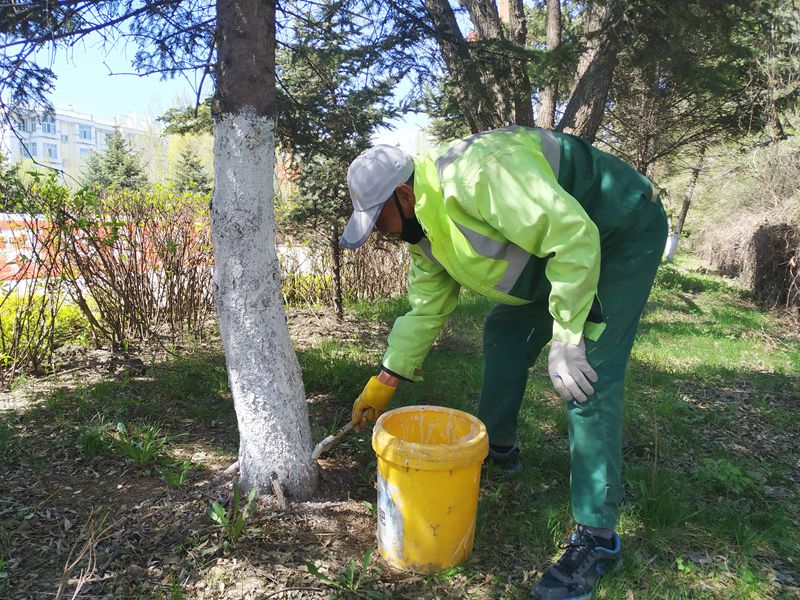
[
  {"xmin": 382, "ymin": 245, "xmax": 461, "ymax": 380},
  {"xmin": 465, "ymin": 152, "xmax": 600, "ymax": 345}
]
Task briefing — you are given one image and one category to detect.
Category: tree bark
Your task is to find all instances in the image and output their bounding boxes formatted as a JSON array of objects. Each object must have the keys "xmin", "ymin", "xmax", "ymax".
[
  {"xmin": 213, "ymin": 0, "xmax": 317, "ymax": 498},
  {"xmin": 459, "ymin": 0, "xmax": 533, "ymax": 127},
  {"xmin": 536, "ymin": 0, "xmax": 561, "ymax": 129},
  {"xmin": 504, "ymin": 0, "xmax": 534, "ymax": 127},
  {"xmin": 463, "ymin": 0, "xmax": 504, "ymax": 39},
  {"xmin": 665, "ymin": 144, "xmax": 706, "ymax": 262},
  {"xmin": 557, "ymin": 0, "xmax": 623, "ymax": 141},
  {"xmin": 423, "ymin": 0, "xmax": 495, "ymax": 133},
  {"xmin": 331, "ymin": 224, "xmax": 343, "ymax": 321}
]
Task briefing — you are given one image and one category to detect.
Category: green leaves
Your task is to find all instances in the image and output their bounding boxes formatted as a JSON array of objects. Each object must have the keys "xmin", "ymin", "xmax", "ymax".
[
  {"xmin": 307, "ymin": 549, "xmax": 389, "ymax": 598},
  {"xmin": 206, "ymin": 483, "xmax": 258, "ymax": 553},
  {"xmin": 158, "ymin": 99, "xmax": 214, "ymax": 136},
  {"xmin": 0, "ymin": 555, "xmax": 7, "ymax": 593},
  {"xmin": 276, "ymin": 0, "xmax": 399, "ymax": 235},
  {"xmin": 606, "ymin": 0, "xmax": 800, "ymax": 171},
  {"xmin": 109, "ymin": 422, "xmax": 194, "ymax": 486},
  {"xmin": 114, "ymin": 422, "xmax": 168, "ymax": 468}
]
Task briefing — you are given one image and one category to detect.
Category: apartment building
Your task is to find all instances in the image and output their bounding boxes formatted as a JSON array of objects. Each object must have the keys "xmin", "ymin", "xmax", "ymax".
[{"xmin": 0, "ymin": 107, "xmax": 153, "ymax": 178}]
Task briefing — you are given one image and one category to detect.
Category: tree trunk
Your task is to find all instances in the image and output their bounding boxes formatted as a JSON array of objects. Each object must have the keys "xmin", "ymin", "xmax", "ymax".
[
  {"xmin": 504, "ymin": 0, "xmax": 535, "ymax": 127},
  {"xmin": 459, "ymin": 0, "xmax": 533, "ymax": 127},
  {"xmin": 556, "ymin": 0, "xmax": 622, "ymax": 141},
  {"xmin": 213, "ymin": 0, "xmax": 317, "ymax": 498},
  {"xmin": 665, "ymin": 144, "xmax": 706, "ymax": 262},
  {"xmin": 423, "ymin": 0, "xmax": 495, "ymax": 133},
  {"xmin": 536, "ymin": 0, "xmax": 561, "ymax": 129},
  {"xmin": 331, "ymin": 224, "xmax": 344, "ymax": 321},
  {"xmin": 463, "ymin": 0, "xmax": 504, "ymax": 39}
]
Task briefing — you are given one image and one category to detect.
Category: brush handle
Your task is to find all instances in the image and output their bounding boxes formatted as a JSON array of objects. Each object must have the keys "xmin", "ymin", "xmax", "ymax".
[{"xmin": 312, "ymin": 421, "xmax": 356, "ymax": 459}]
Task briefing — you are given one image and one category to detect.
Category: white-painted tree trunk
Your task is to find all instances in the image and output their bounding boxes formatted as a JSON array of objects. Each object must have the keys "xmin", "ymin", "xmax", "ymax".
[
  {"xmin": 664, "ymin": 232, "xmax": 680, "ymax": 262},
  {"xmin": 212, "ymin": 109, "xmax": 317, "ymax": 498}
]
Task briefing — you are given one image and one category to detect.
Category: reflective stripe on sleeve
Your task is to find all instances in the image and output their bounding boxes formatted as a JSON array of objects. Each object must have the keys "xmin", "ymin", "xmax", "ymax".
[
  {"xmin": 417, "ymin": 238, "xmax": 442, "ymax": 266},
  {"xmin": 537, "ymin": 128, "xmax": 561, "ymax": 178},
  {"xmin": 454, "ymin": 222, "xmax": 531, "ymax": 294}
]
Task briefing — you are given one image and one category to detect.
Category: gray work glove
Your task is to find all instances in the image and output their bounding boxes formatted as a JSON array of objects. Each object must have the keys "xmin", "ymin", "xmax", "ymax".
[{"xmin": 548, "ymin": 337, "xmax": 598, "ymax": 403}]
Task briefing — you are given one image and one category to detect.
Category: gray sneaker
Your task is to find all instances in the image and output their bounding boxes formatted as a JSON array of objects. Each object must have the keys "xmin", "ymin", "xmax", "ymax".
[
  {"xmin": 483, "ymin": 444, "xmax": 523, "ymax": 477},
  {"xmin": 532, "ymin": 528, "xmax": 621, "ymax": 600}
]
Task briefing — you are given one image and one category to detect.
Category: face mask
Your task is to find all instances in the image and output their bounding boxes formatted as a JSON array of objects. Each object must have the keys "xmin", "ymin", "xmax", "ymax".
[{"xmin": 393, "ymin": 193, "xmax": 425, "ymax": 244}]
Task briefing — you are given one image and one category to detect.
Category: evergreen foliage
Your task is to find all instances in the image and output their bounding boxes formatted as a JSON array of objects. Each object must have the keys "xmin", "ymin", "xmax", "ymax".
[
  {"xmin": 81, "ymin": 129, "xmax": 148, "ymax": 190},
  {"xmin": 0, "ymin": 155, "xmax": 24, "ymax": 211},
  {"xmin": 159, "ymin": 99, "xmax": 214, "ymax": 136},
  {"xmin": 423, "ymin": 80, "xmax": 472, "ymax": 144},
  {"xmin": 276, "ymin": 0, "xmax": 399, "ymax": 233},
  {"xmin": 604, "ymin": 0, "xmax": 800, "ymax": 174},
  {"xmin": 0, "ymin": 1, "xmax": 214, "ymax": 116},
  {"xmin": 272, "ymin": 0, "xmax": 400, "ymax": 316},
  {"xmin": 171, "ymin": 146, "xmax": 212, "ymax": 194}
]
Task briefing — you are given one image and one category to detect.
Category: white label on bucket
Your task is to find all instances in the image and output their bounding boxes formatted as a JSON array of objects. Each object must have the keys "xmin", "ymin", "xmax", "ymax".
[{"xmin": 377, "ymin": 474, "xmax": 403, "ymax": 561}]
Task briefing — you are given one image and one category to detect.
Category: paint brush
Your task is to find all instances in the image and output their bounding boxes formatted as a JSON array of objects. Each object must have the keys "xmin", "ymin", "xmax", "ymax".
[{"xmin": 311, "ymin": 421, "xmax": 355, "ymax": 460}]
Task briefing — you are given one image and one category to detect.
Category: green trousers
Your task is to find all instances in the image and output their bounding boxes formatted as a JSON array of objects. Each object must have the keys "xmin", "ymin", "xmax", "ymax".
[{"xmin": 477, "ymin": 134, "xmax": 668, "ymax": 529}]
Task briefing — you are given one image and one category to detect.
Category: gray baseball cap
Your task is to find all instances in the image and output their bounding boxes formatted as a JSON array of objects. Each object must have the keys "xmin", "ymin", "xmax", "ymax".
[{"xmin": 340, "ymin": 145, "xmax": 414, "ymax": 249}]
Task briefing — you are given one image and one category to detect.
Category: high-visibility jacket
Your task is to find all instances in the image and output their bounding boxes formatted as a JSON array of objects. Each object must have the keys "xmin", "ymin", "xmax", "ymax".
[{"xmin": 382, "ymin": 126, "xmax": 604, "ymax": 381}]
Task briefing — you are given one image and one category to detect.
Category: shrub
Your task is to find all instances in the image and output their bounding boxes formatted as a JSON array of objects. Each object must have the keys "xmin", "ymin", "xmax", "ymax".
[
  {"xmin": 6, "ymin": 176, "xmax": 215, "ymax": 351},
  {"xmin": 690, "ymin": 133, "xmax": 800, "ymax": 317},
  {"xmin": 281, "ymin": 272, "xmax": 332, "ymax": 306},
  {"xmin": 49, "ymin": 186, "xmax": 215, "ymax": 346},
  {"xmin": 277, "ymin": 234, "xmax": 409, "ymax": 309},
  {"xmin": 0, "ymin": 175, "xmax": 86, "ymax": 384},
  {"xmin": 0, "ymin": 236, "xmax": 92, "ymax": 385}
]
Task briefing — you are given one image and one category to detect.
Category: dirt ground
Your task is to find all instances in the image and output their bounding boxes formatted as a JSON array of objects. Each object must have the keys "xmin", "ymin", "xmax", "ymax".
[{"xmin": 0, "ymin": 310, "xmax": 518, "ymax": 599}]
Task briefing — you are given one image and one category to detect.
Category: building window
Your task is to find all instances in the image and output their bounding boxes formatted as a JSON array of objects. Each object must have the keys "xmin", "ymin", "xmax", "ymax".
[
  {"xmin": 61, "ymin": 134, "xmax": 69, "ymax": 144},
  {"xmin": 17, "ymin": 118, "xmax": 35, "ymax": 133},
  {"xmin": 104, "ymin": 132, "xmax": 113, "ymax": 143},
  {"xmin": 22, "ymin": 142, "xmax": 37, "ymax": 158},
  {"xmin": 44, "ymin": 143, "xmax": 58, "ymax": 160},
  {"xmin": 79, "ymin": 148, "xmax": 93, "ymax": 158},
  {"xmin": 41, "ymin": 117, "xmax": 56, "ymax": 134},
  {"xmin": 79, "ymin": 124, "xmax": 92, "ymax": 140}
]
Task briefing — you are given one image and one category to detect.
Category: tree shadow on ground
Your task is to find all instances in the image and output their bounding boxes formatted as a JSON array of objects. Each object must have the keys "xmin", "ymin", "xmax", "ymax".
[
  {"xmin": 645, "ymin": 292, "xmax": 705, "ymax": 316},
  {"xmin": 0, "ymin": 340, "xmax": 393, "ymax": 598},
  {"xmin": 654, "ymin": 264, "xmax": 734, "ymax": 295}
]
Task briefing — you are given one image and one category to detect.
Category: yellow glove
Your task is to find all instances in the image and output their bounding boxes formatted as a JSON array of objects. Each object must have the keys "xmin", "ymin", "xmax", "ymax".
[{"xmin": 351, "ymin": 376, "xmax": 397, "ymax": 428}]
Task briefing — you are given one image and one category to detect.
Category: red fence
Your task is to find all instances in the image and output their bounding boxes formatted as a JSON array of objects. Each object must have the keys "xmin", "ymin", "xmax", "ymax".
[{"xmin": 0, "ymin": 213, "xmax": 49, "ymax": 282}]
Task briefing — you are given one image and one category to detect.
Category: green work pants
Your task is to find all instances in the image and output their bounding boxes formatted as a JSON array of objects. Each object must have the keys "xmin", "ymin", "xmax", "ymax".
[{"xmin": 477, "ymin": 137, "xmax": 668, "ymax": 529}]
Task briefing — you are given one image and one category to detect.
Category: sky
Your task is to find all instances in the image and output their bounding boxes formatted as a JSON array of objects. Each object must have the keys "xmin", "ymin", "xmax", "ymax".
[
  {"xmin": 37, "ymin": 36, "xmax": 205, "ymax": 123},
  {"xmin": 39, "ymin": 33, "xmax": 430, "ymax": 154}
]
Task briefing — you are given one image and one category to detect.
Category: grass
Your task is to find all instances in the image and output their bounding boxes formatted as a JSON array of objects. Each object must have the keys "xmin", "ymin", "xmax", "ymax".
[
  {"xmin": 0, "ymin": 421, "xmax": 21, "ymax": 461},
  {"xmin": 310, "ymin": 257, "xmax": 800, "ymax": 598},
  {"xmin": 0, "ymin": 256, "xmax": 797, "ymax": 598}
]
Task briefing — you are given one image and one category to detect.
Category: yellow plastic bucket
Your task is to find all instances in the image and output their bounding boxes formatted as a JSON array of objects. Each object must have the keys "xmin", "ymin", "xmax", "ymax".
[{"xmin": 371, "ymin": 405, "xmax": 489, "ymax": 573}]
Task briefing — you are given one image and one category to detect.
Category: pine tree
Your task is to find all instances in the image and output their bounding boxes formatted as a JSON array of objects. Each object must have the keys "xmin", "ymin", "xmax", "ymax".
[
  {"xmin": 277, "ymin": 0, "xmax": 399, "ymax": 318},
  {"xmin": 171, "ymin": 146, "xmax": 212, "ymax": 194},
  {"xmin": 82, "ymin": 129, "xmax": 147, "ymax": 190}
]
